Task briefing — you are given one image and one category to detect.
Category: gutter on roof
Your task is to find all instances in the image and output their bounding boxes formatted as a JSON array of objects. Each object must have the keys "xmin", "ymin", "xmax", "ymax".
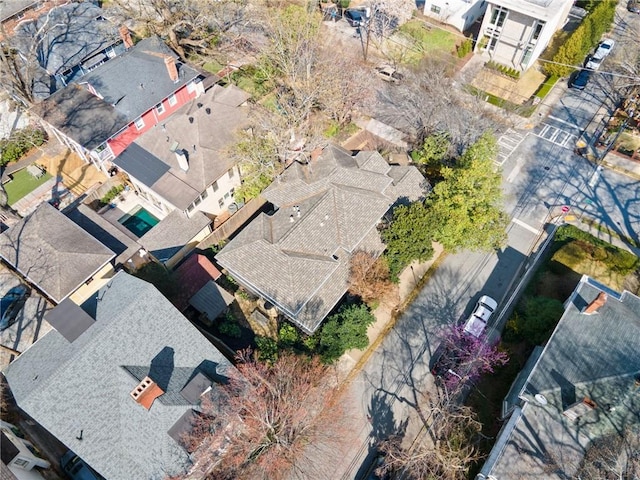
[{"xmin": 476, "ymin": 405, "xmax": 525, "ymax": 479}]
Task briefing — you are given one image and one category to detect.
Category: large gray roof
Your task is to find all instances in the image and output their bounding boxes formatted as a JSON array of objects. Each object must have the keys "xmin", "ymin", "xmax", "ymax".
[
  {"xmin": 0, "ymin": 203, "xmax": 115, "ymax": 303},
  {"xmin": 114, "ymin": 84, "xmax": 250, "ymax": 209},
  {"xmin": 31, "ymin": 36, "xmax": 200, "ymax": 150},
  {"xmin": 480, "ymin": 277, "xmax": 640, "ymax": 479},
  {"xmin": 216, "ymin": 144, "xmax": 426, "ymax": 333},
  {"xmin": 3, "ymin": 271, "xmax": 234, "ymax": 480},
  {"xmin": 0, "ymin": 0, "xmax": 36, "ymax": 21}
]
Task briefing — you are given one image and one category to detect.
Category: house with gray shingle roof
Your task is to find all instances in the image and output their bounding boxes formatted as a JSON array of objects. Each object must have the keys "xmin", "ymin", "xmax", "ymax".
[
  {"xmin": 0, "ymin": 202, "xmax": 115, "ymax": 305},
  {"xmin": 477, "ymin": 276, "xmax": 640, "ymax": 480},
  {"xmin": 113, "ymin": 83, "xmax": 250, "ymax": 219},
  {"xmin": 2, "ymin": 271, "xmax": 235, "ymax": 480},
  {"xmin": 32, "ymin": 36, "xmax": 205, "ymax": 172},
  {"xmin": 215, "ymin": 144, "xmax": 428, "ymax": 334}
]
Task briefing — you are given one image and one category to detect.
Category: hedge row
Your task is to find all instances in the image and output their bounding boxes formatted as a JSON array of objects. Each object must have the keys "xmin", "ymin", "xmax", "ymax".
[
  {"xmin": 485, "ymin": 60, "xmax": 520, "ymax": 79},
  {"xmin": 544, "ymin": 0, "xmax": 617, "ymax": 77}
]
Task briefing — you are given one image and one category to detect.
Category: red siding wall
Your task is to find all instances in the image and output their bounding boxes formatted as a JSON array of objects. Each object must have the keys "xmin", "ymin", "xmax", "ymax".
[{"xmin": 107, "ymin": 83, "xmax": 197, "ymax": 157}]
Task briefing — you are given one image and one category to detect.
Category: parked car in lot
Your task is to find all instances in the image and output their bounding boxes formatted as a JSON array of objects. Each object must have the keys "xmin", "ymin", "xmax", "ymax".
[
  {"xmin": 569, "ymin": 69, "xmax": 592, "ymax": 90},
  {"xmin": 375, "ymin": 65, "xmax": 403, "ymax": 83},
  {"xmin": 61, "ymin": 451, "xmax": 103, "ymax": 480},
  {"xmin": 462, "ymin": 295, "xmax": 498, "ymax": 338},
  {"xmin": 0, "ymin": 284, "xmax": 30, "ymax": 332},
  {"xmin": 628, "ymin": 0, "xmax": 640, "ymax": 13},
  {"xmin": 344, "ymin": 8, "xmax": 367, "ymax": 27},
  {"xmin": 592, "ymin": 39, "xmax": 615, "ymax": 60}
]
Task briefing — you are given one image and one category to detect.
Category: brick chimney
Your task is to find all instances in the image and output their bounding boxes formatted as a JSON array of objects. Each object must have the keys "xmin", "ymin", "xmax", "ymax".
[
  {"xmin": 119, "ymin": 26, "xmax": 133, "ymax": 49},
  {"xmin": 583, "ymin": 292, "xmax": 607, "ymax": 315},
  {"xmin": 130, "ymin": 376, "xmax": 164, "ymax": 410},
  {"xmin": 164, "ymin": 56, "xmax": 179, "ymax": 82}
]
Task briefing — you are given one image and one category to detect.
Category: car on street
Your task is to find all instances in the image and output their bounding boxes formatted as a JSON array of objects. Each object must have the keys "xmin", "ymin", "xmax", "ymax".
[
  {"xmin": 628, "ymin": 0, "xmax": 640, "ymax": 13},
  {"xmin": 569, "ymin": 69, "xmax": 592, "ymax": 90},
  {"xmin": 585, "ymin": 55, "xmax": 602, "ymax": 71},
  {"xmin": 592, "ymin": 39, "xmax": 615, "ymax": 60},
  {"xmin": 0, "ymin": 284, "xmax": 30, "ymax": 332},
  {"xmin": 375, "ymin": 65, "xmax": 403, "ymax": 83},
  {"xmin": 344, "ymin": 8, "xmax": 367, "ymax": 27},
  {"xmin": 463, "ymin": 295, "xmax": 497, "ymax": 337},
  {"xmin": 61, "ymin": 451, "xmax": 103, "ymax": 480}
]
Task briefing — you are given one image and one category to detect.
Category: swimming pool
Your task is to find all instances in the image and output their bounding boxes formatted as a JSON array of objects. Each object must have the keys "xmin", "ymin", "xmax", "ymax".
[{"xmin": 118, "ymin": 206, "xmax": 159, "ymax": 237}]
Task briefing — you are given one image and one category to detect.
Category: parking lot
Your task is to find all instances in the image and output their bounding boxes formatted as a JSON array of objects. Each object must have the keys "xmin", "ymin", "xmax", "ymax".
[{"xmin": 0, "ymin": 263, "xmax": 52, "ymax": 367}]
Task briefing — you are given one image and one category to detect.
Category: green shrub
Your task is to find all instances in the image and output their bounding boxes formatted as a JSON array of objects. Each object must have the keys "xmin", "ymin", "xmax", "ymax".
[
  {"xmin": 100, "ymin": 184, "xmax": 125, "ymax": 205},
  {"xmin": 506, "ymin": 297, "xmax": 564, "ymax": 345},
  {"xmin": 317, "ymin": 303, "xmax": 375, "ymax": 363},
  {"xmin": 278, "ymin": 324, "xmax": 299, "ymax": 346},
  {"xmin": 218, "ymin": 312, "xmax": 242, "ymax": 338},
  {"xmin": 456, "ymin": 38, "xmax": 473, "ymax": 58},
  {"xmin": 255, "ymin": 336, "xmax": 278, "ymax": 363}
]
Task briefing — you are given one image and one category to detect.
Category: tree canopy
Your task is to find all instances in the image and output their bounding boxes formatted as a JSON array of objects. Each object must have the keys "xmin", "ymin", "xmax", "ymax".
[
  {"xmin": 317, "ymin": 303, "xmax": 376, "ymax": 363},
  {"xmin": 426, "ymin": 132, "xmax": 508, "ymax": 252}
]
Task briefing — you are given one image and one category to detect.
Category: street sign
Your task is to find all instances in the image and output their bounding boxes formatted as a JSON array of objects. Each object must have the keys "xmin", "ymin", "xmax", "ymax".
[{"xmin": 561, "ymin": 206, "xmax": 570, "ymax": 213}]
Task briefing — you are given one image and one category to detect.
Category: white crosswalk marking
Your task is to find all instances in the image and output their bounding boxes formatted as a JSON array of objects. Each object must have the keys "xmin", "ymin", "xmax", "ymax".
[
  {"xmin": 496, "ymin": 129, "xmax": 527, "ymax": 166},
  {"xmin": 533, "ymin": 122, "xmax": 578, "ymax": 149}
]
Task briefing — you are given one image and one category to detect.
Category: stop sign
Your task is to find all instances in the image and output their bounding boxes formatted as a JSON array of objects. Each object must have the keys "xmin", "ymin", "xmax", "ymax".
[{"xmin": 561, "ymin": 206, "xmax": 570, "ymax": 213}]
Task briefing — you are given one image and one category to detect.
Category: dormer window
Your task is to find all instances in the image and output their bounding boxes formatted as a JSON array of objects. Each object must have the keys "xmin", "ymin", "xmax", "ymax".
[
  {"xmin": 168, "ymin": 94, "xmax": 177, "ymax": 106},
  {"xmin": 134, "ymin": 117, "xmax": 145, "ymax": 131},
  {"xmin": 156, "ymin": 102, "xmax": 165, "ymax": 115}
]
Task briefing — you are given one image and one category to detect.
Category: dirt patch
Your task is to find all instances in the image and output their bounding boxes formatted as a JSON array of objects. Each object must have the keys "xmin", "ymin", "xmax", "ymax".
[{"xmin": 471, "ymin": 67, "xmax": 545, "ymax": 105}]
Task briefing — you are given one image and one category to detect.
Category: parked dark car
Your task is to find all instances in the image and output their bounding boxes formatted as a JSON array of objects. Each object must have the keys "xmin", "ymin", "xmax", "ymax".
[
  {"xmin": 0, "ymin": 285, "xmax": 30, "ymax": 332},
  {"xmin": 61, "ymin": 451, "xmax": 104, "ymax": 480},
  {"xmin": 344, "ymin": 8, "xmax": 366, "ymax": 27},
  {"xmin": 569, "ymin": 69, "xmax": 592, "ymax": 90}
]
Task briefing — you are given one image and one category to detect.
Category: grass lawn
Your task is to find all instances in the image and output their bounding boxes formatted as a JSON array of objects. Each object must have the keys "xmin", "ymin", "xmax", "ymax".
[
  {"xmin": 396, "ymin": 20, "xmax": 458, "ymax": 63},
  {"xmin": 5, "ymin": 168, "xmax": 52, "ymax": 205}
]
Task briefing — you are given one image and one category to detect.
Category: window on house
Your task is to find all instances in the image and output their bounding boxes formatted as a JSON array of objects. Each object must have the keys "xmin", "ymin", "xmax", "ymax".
[
  {"xmin": 187, "ymin": 204, "xmax": 195, "ymax": 213},
  {"xmin": 156, "ymin": 102, "xmax": 165, "ymax": 115},
  {"xmin": 201, "ymin": 190, "xmax": 208, "ymax": 199},
  {"xmin": 134, "ymin": 117, "xmax": 145, "ymax": 130},
  {"xmin": 224, "ymin": 192, "xmax": 230, "ymax": 199},
  {"xmin": 187, "ymin": 82, "xmax": 196, "ymax": 93},
  {"xmin": 495, "ymin": 8, "xmax": 507, "ymax": 28},
  {"xmin": 212, "ymin": 181, "xmax": 219, "ymax": 192},
  {"xmin": 430, "ymin": 4, "xmax": 441, "ymax": 13},
  {"xmin": 168, "ymin": 94, "xmax": 177, "ymax": 106},
  {"xmin": 16, "ymin": 11, "xmax": 25, "ymax": 19},
  {"xmin": 105, "ymin": 46, "xmax": 116, "ymax": 58},
  {"xmin": 218, "ymin": 198, "xmax": 225, "ymax": 208},
  {"xmin": 13, "ymin": 459, "xmax": 29, "ymax": 468},
  {"xmin": 194, "ymin": 196, "xmax": 202, "ymax": 206},
  {"xmin": 532, "ymin": 21, "xmax": 545, "ymax": 41},
  {"xmin": 228, "ymin": 168, "xmax": 235, "ymax": 179}
]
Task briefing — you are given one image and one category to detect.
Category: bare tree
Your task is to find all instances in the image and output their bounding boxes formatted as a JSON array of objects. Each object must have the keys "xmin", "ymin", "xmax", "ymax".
[
  {"xmin": 373, "ymin": 56, "xmax": 497, "ymax": 151},
  {"xmin": 108, "ymin": 0, "xmax": 258, "ymax": 60},
  {"xmin": 379, "ymin": 396, "xmax": 484, "ymax": 480},
  {"xmin": 576, "ymin": 428, "xmax": 640, "ymax": 480},
  {"xmin": 348, "ymin": 250, "xmax": 398, "ymax": 305},
  {"xmin": 190, "ymin": 351, "xmax": 347, "ymax": 480}
]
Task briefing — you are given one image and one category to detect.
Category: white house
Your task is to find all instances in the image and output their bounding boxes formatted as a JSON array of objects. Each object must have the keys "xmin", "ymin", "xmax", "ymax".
[
  {"xmin": 423, "ymin": 0, "xmax": 488, "ymax": 33},
  {"xmin": 476, "ymin": 0, "xmax": 573, "ymax": 71}
]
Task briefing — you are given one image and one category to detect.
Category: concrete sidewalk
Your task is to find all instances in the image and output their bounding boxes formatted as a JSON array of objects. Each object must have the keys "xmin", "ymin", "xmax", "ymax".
[{"xmin": 337, "ymin": 242, "xmax": 445, "ymax": 381}]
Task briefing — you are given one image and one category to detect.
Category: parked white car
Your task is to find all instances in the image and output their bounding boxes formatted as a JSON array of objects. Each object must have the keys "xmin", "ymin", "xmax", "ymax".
[
  {"xmin": 463, "ymin": 295, "xmax": 498, "ymax": 337},
  {"xmin": 592, "ymin": 39, "xmax": 615, "ymax": 60}
]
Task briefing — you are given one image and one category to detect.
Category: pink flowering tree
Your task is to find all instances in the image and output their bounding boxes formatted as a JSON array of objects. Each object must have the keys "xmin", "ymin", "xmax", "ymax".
[{"xmin": 434, "ymin": 324, "xmax": 509, "ymax": 394}]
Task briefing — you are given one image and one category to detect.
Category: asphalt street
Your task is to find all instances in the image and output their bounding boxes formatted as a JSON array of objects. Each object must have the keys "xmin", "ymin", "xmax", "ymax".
[{"xmin": 325, "ymin": 8, "xmax": 640, "ymax": 480}]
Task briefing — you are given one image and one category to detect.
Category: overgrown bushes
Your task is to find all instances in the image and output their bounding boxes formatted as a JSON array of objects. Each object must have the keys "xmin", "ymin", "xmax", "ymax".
[
  {"xmin": 0, "ymin": 128, "xmax": 47, "ymax": 166},
  {"xmin": 544, "ymin": 0, "xmax": 616, "ymax": 77}
]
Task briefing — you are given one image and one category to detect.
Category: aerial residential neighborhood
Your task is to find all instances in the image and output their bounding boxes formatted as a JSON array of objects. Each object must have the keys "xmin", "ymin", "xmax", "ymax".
[{"xmin": 0, "ymin": 0, "xmax": 639, "ymax": 479}]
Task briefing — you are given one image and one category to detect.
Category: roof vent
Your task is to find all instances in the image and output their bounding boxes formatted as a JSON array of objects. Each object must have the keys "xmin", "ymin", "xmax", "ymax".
[
  {"xmin": 188, "ymin": 117, "xmax": 194, "ymax": 124},
  {"xmin": 205, "ymin": 107, "xmax": 211, "ymax": 115},
  {"xmin": 130, "ymin": 376, "xmax": 165, "ymax": 410},
  {"xmin": 197, "ymin": 102, "xmax": 203, "ymax": 108},
  {"xmin": 583, "ymin": 292, "xmax": 607, "ymax": 315}
]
